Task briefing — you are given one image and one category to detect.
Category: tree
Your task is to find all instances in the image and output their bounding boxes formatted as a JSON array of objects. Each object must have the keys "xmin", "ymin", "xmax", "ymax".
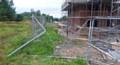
[
  {"xmin": 60, "ymin": 16, "xmax": 67, "ymax": 21},
  {"xmin": 0, "ymin": 0, "xmax": 16, "ymax": 21},
  {"xmin": 16, "ymin": 14, "xmax": 23, "ymax": 21},
  {"xmin": 20, "ymin": 10, "xmax": 41, "ymax": 20},
  {"xmin": 41, "ymin": 14, "xmax": 53, "ymax": 22},
  {"xmin": 20, "ymin": 12, "xmax": 32, "ymax": 20},
  {"xmin": 36, "ymin": 10, "xmax": 41, "ymax": 16},
  {"xmin": 53, "ymin": 18, "xmax": 59, "ymax": 21},
  {"xmin": 10, "ymin": 0, "xmax": 14, "ymax": 6}
]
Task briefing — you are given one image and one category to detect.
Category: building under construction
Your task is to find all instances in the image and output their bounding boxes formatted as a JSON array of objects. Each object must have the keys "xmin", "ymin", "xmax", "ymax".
[
  {"xmin": 62, "ymin": 0, "xmax": 120, "ymax": 65},
  {"xmin": 62, "ymin": 0, "xmax": 120, "ymax": 27}
]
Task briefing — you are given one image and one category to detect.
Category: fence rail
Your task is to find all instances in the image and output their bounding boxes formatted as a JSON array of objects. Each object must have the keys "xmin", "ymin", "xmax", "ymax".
[{"xmin": 8, "ymin": 14, "xmax": 46, "ymax": 57}]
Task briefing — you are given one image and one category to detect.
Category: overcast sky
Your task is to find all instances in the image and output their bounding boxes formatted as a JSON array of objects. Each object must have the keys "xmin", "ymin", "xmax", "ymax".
[{"xmin": 13, "ymin": 0, "xmax": 64, "ymax": 18}]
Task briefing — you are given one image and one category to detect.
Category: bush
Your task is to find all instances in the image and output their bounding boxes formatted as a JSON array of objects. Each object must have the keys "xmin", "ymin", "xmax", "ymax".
[{"xmin": 15, "ymin": 14, "xmax": 23, "ymax": 21}]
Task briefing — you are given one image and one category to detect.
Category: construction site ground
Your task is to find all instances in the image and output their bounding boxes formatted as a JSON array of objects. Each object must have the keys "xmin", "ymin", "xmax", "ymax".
[
  {"xmin": 54, "ymin": 28, "xmax": 88, "ymax": 58},
  {"xmin": 55, "ymin": 27, "xmax": 120, "ymax": 65}
]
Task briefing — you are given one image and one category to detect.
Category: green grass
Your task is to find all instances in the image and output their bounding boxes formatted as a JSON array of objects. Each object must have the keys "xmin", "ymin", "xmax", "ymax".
[
  {"xmin": 7, "ymin": 55, "xmax": 87, "ymax": 65},
  {"xmin": 0, "ymin": 21, "xmax": 87, "ymax": 65}
]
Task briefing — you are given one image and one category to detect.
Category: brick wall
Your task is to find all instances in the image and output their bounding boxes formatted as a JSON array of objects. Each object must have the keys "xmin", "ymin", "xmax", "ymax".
[{"xmin": 67, "ymin": 4, "xmax": 110, "ymax": 27}]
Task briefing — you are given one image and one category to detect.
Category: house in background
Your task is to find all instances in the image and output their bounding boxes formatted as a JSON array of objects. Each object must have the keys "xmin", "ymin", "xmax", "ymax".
[
  {"xmin": 61, "ymin": 1, "xmax": 120, "ymax": 64},
  {"xmin": 62, "ymin": 0, "xmax": 120, "ymax": 28}
]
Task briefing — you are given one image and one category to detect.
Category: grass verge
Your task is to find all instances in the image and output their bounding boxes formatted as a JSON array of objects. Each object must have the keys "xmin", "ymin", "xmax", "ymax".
[{"xmin": 0, "ymin": 21, "xmax": 87, "ymax": 65}]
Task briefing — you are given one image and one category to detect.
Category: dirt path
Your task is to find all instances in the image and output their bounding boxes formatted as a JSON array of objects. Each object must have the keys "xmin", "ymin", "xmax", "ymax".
[
  {"xmin": 54, "ymin": 28, "xmax": 88, "ymax": 59},
  {"xmin": 55, "ymin": 28, "xmax": 120, "ymax": 65},
  {"xmin": 54, "ymin": 39, "xmax": 87, "ymax": 58}
]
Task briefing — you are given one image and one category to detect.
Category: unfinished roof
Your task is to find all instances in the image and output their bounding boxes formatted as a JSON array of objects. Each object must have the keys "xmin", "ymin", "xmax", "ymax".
[
  {"xmin": 113, "ymin": 0, "xmax": 120, "ymax": 4},
  {"xmin": 69, "ymin": 0, "xmax": 90, "ymax": 3},
  {"xmin": 65, "ymin": 0, "xmax": 111, "ymax": 4},
  {"xmin": 65, "ymin": 0, "xmax": 98, "ymax": 4},
  {"xmin": 62, "ymin": 0, "xmax": 111, "ymax": 11}
]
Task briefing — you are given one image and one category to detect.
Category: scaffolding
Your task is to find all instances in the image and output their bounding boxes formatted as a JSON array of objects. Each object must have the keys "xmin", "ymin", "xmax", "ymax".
[
  {"xmin": 63, "ymin": 0, "xmax": 120, "ymax": 65},
  {"xmin": 87, "ymin": 0, "xmax": 120, "ymax": 65}
]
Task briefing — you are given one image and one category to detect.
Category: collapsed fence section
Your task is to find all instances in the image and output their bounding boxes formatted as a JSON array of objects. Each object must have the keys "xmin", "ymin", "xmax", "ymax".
[{"xmin": 8, "ymin": 11, "xmax": 46, "ymax": 57}]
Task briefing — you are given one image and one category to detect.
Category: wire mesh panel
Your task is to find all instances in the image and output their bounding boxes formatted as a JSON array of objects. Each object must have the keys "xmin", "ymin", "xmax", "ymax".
[
  {"xmin": 87, "ymin": 20, "xmax": 120, "ymax": 65},
  {"xmin": 32, "ymin": 15, "xmax": 44, "ymax": 37},
  {"xmin": 8, "ymin": 10, "xmax": 46, "ymax": 57},
  {"xmin": 87, "ymin": 0, "xmax": 120, "ymax": 64},
  {"xmin": 62, "ymin": 0, "xmax": 120, "ymax": 65}
]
